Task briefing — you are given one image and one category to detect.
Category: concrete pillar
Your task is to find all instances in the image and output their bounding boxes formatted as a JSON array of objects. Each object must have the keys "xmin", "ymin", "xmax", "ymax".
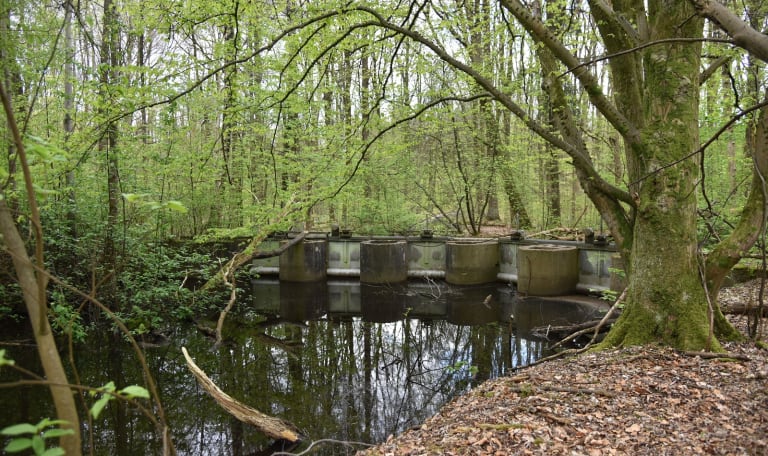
[
  {"xmin": 517, "ymin": 244, "xmax": 578, "ymax": 296},
  {"xmin": 279, "ymin": 239, "xmax": 327, "ymax": 282},
  {"xmin": 445, "ymin": 240, "xmax": 499, "ymax": 285},
  {"xmin": 360, "ymin": 240, "xmax": 408, "ymax": 284}
]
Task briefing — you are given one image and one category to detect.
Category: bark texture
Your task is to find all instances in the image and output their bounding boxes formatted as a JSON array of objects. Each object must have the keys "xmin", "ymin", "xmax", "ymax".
[
  {"xmin": 600, "ymin": 3, "xmax": 722, "ymax": 350},
  {"xmin": 182, "ymin": 347, "xmax": 302, "ymax": 442},
  {"xmin": 0, "ymin": 200, "xmax": 82, "ymax": 454}
]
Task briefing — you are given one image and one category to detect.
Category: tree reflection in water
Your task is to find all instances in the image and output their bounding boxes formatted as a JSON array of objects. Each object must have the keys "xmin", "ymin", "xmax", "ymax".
[{"xmin": 0, "ymin": 279, "xmax": 603, "ymax": 455}]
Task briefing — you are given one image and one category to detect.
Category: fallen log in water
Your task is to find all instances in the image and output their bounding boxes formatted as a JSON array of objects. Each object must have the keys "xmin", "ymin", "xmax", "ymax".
[
  {"xmin": 531, "ymin": 318, "xmax": 618, "ymax": 341},
  {"xmin": 181, "ymin": 347, "xmax": 302, "ymax": 442}
]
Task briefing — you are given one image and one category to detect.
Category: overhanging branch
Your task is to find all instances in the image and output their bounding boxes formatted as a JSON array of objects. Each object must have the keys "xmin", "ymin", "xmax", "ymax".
[{"xmin": 690, "ymin": 0, "xmax": 768, "ymax": 63}]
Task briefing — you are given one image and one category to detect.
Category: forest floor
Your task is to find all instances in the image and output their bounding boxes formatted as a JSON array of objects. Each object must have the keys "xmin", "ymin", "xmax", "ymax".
[{"xmin": 358, "ymin": 279, "xmax": 768, "ymax": 456}]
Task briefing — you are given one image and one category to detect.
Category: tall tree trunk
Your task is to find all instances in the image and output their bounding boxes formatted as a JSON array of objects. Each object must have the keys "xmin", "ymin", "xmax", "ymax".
[
  {"xmin": 545, "ymin": 149, "xmax": 561, "ymax": 226},
  {"xmin": 601, "ymin": 5, "xmax": 724, "ymax": 349},
  {"xmin": 220, "ymin": 4, "xmax": 244, "ymax": 228},
  {"xmin": 63, "ymin": 0, "xmax": 77, "ymax": 237},
  {"xmin": 99, "ymin": 0, "xmax": 121, "ymax": 310},
  {"xmin": 1, "ymin": 5, "xmax": 21, "ymax": 217},
  {"xmin": 500, "ymin": 106, "xmax": 531, "ymax": 228},
  {"xmin": 0, "ymin": 84, "xmax": 82, "ymax": 456},
  {"xmin": 503, "ymin": 171, "xmax": 531, "ymax": 228}
]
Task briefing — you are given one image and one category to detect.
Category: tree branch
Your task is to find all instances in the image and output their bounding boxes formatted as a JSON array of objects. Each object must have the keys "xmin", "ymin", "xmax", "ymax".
[
  {"xmin": 181, "ymin": 347, "xmax": 302, "ymax": 442},
  {"xmin": 689, "ymin": 0, "xmax": 768, "ymax": 63},
  {"xmin": 499, "ymin": 0, "xmax": 641, "ymax": 144},
  {"xmin": 349, "ymin": 7, "xmax": 635, "ymax": 208}
]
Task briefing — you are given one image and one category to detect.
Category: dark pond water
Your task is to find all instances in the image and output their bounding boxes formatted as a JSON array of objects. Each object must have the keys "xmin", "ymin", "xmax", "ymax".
[{"xmin": 0, "ymin": 279, "xmax": 606, "ymax": 455}]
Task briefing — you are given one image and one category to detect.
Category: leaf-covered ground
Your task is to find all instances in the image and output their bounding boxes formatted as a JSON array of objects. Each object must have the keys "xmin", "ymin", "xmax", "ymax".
[{"xmin": 359, "ymin": 281, "xmax": 768, "ymax": 456}]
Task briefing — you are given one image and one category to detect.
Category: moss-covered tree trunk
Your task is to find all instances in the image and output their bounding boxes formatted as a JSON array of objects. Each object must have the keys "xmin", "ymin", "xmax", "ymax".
[{"xmin": 601, "ymin": 4, "xmax": 730, "ymax": 350}]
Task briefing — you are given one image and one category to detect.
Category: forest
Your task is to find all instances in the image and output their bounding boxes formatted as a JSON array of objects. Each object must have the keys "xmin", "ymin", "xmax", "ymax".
[{"xmin": 0, "ymin": 0, "xmax": 767, "ymax": 454}]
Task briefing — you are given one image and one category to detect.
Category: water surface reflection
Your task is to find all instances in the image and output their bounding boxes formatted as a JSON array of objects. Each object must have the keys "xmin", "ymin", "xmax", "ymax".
[{"xmin": 0, "ymin": 279, "xmax": 604, "ymax": 455}]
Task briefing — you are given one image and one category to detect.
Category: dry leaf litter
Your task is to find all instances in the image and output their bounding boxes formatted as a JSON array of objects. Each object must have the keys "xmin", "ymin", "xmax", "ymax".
[{"xmin": 358, "ymin": 279, "xmax": 768, "ymax": 456}]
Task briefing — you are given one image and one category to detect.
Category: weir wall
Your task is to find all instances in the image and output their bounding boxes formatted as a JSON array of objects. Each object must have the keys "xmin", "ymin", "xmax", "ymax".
[{"xmin": 251, "ymin": 233, "xmax": 621, "ymax": 294}]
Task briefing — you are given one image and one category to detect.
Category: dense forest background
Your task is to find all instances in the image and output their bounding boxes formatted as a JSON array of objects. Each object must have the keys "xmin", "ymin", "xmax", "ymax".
[
  {"xmin": 0, "ymin": 0, "xmax": 757, "ymax": 301},
  {"xmin": 2, "ymin": 0, "xmax": 767, "ymax": 454}
]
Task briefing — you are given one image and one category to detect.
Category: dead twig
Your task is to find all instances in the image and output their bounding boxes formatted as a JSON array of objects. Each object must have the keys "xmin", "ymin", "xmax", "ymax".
[
  {"xmin": 215, "ymin": 257, "xmax": 238, "ymax": 348},
  {"xmin": 533, "ymin": 290, "xmax": 627, "ymax": 365}
]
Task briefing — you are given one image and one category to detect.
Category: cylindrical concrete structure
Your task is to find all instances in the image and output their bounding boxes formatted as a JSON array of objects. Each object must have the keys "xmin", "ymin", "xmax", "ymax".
[
  {"xmin": 279, "ymin": 239, "xmax": 327, "ymax": 282},
  {"xmin": 446, "ymin": 285, "xmax": 499, "ymax": 325},
  {"xmin": 517, "ymin": 244, "xmax": 578, "ymax": 296},
  {"xmin": 279, "ymin": 281, "xmax": 328, "ymax": 322},
  {"xmin": 360, "ymin": 283, "xmax": 406, "ymax": 322},
  {"xmin": 445, "ymin": 240, "xmax": 499, "ymax": 285},
  {"xmin": 359, "ymin": 239, "xmax": 408, "ymax": 284}
]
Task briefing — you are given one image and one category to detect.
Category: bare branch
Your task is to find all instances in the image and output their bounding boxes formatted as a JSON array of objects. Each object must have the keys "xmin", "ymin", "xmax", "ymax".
[
  {"xmin": 499, "ymin": 0, "xmax": 641, "ymax": 144},
  {"xmin": 182, "ymin": 347, "xmax": 302, "ymax": 442},
  {"xmin": 349, "ymin": 6, "xmax": 635, "ymax": 208},
  {"xmin": 690, "ymin": 0, "xmax": 768, "ymax": 63}
]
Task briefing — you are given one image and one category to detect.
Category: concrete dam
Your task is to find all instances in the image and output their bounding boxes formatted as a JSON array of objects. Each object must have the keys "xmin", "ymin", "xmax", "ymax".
[{"xmin": 251, "ymin": 231, "xmax": 623, "ymax": 297}]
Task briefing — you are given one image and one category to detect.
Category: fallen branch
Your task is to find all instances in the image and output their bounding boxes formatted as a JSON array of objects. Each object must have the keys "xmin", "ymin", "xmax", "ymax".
[
  {"xmin": 506, "ymin": 382, "xmax": 617, "ymax": 398},
  {"xmin": 525, "ymin": 227, "xmax": 583, "ymax": 240},
  {"xmin": 251, "ymin": 232, "xmax": 306, "ymax": 259},
  {"xmin": 272, "ymin": 439, "xmax": 373, "ymax": 456},
  {"xmin": 532, "ymin": 290, "xmax": 627, "ymax": 365},
  {"xmin": 214, "ymin": 257, "xmax": 238, "ymax": 348},
  {"xmin": 531, "ymin": 318, "xmax": 617, "ymax": 341},
  {"xmin": 208, "ymin": 231, "xmax": 307, "ymax": 346},
  {"xmin": 202, "ymin": 231, "xmax": 306, "ymax": 291},
  {"xmin": 680, "ymin": 350, "xmax": 751, "ymax": 361},
  {"xmin": 547, "ymin": 320, "xmax": 616, "ymax": 350},
  {"xmin": 181, "ymin": 347, "xmax": 302, "ymax": 442},
  {"xmin": 721, "ymin": 302, "xmax": 768, "ymax": 316}
]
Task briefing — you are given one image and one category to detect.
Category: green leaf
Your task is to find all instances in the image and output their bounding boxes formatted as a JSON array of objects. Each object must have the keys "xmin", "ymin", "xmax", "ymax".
[
  {"xmin": 165, "ymin": 200, "xmax": 188, "ymax": 213},
  {"xmin": 119, "ymin": 385, "xmax": 150, "ymax": 399},
  {"xmin": 122, "ymin": 193, "xmax": 148, "ymax": 203},
  {"xmin": 36, "ymin": 420, "xmax": 69, "ymax": 429},
  {"xmin": 40, "ymin": 448, "xmax": 66, "ymax": 456},
  {"xmin": 31, "ymin": 435, "xmax": 45, "ymax": 455},
  {"xmin": 89, "ymin": 381, "xmax": 116, "ymax": 397},
  {"xmin": 24, "ymin": 136, "xmax": 68, "ymax": 164},
  {"xmin": 1, "ymin": 423, "xmax": 37, "ymax": 436},
  {"xmin": 0, "ymin": 349, "xmax": 15, "ymax": 368},
  {"xmin": 33, "ymin": 184, "xmax": 59, "ymax": 199},
  {"xmin": 4, "ymin": 437, "xmax": 33, "ymax": 453},
  {"xmin": 90, "ymin": 396, "xmax": 112, "ymax": 419},
  {"xmin": 41, "ymin": 428, "xmax": 74, "ymax": 439}
]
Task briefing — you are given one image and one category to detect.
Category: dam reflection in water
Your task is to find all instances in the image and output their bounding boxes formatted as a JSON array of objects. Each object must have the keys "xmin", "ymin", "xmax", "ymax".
[
  {"xmin": 0, "ymin": 278, "xmax": 604, "ymax": 456},
  {"xmin": 233, "ymin": 278, "xmax": 602, "ymax": 453}
]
